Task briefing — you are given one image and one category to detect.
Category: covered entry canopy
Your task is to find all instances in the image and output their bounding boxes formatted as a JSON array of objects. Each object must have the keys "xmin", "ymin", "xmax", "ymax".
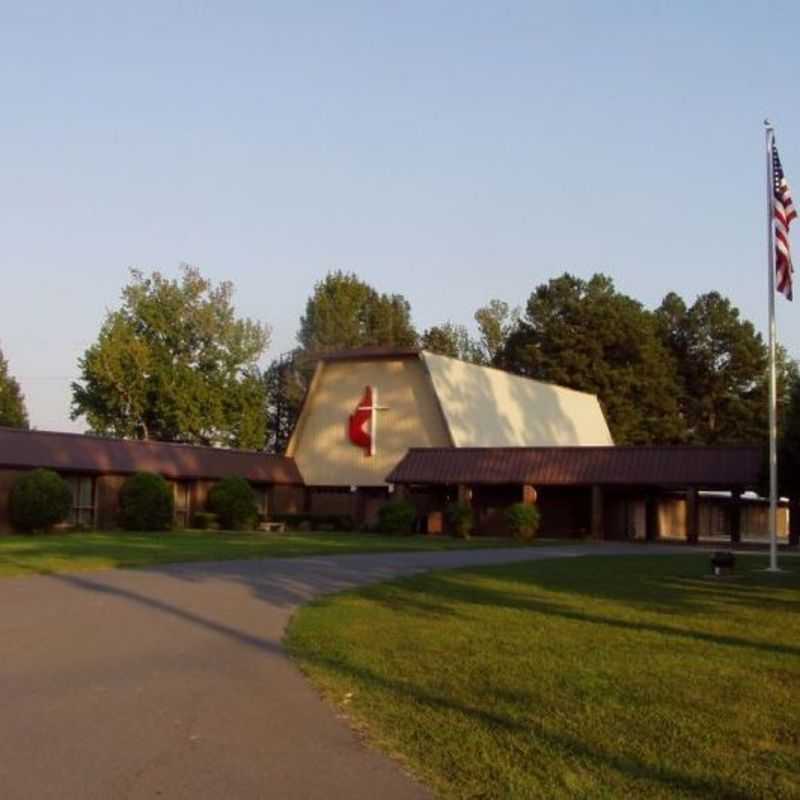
[
  {"xmin": 387, "ymin": 446, "xmax": 764, "ymax": 490},
  {"xmin": 387, "ymin": 445, "xmax": 770, "ymax": 542}
]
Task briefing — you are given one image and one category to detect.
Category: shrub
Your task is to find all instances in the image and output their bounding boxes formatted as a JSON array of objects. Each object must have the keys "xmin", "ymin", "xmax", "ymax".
[
  {"xmin": 9, "ymin": 469, "xmax": 72, "ymax": 533},
  {"xmin": 208, "ymin": 476, "xmax": 258, "ymax": 531},
  {"xmin": 505, "ymin": 503, "xmax": 541, "ymax": 542},
  {"xmin": 271, "ymin": 513, "xmax": 355, "ymax": 531},
  {"xmin": 377, "ymin": 500, "xmax": 416, "ymax": 534},
  {"xmin": 446, "ymin": 501, "xmax": 474, "ymax": 539},
  {"xmin": 119, "ymin": 472, "xmax": 174, "ymax": 531},
  {"xmin": 192, "ymin": 511, "xmax": 219, "ymax": 530}
]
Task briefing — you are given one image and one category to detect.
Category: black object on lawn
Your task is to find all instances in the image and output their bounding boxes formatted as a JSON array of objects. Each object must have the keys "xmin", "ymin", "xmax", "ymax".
[{"xmin": 710, "ymin": 550, "xmax": 736, "ymax": 576}]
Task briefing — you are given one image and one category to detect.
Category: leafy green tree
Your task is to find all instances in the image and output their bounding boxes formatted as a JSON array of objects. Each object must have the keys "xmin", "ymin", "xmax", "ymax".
[
  {"xmin": 298, "ymin": 271, "xmax": 417, "ymax": 353},
  {"xmin": 72, "ymin": 266, "xmax": 269, "ymax": 448},
  {"xmin": 0, "ymin": 346, "xmax": 29, "ymax": 428},
  {"xmin": 421, "ymin": 322, "xmax": 484, "ymax": 363},
  {"xmin": 499, "ymin": 273, "xmax": 684, "ymax": 445},
  {"xmin": 263, "ymin": 350, "xmax": 309, "ymax": 454},
  {"xmin": 474, "ymin": 299, "xmax": 518, "ymax": 364},
  {"xmin": 655, "ymin": 291, "xmax": 794, "ymax": 444}
]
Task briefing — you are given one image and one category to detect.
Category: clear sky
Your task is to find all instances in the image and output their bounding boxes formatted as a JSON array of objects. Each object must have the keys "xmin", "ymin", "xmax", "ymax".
[{"xmin": 2, "ymin": 1, "xmax": 800, "ymax": 431}]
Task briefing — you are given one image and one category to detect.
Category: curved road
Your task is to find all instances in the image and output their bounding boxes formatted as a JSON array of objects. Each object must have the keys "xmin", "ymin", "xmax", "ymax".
[{"xmin": 1, "ymin": 543, "xmax": 675, "ymax": 799}]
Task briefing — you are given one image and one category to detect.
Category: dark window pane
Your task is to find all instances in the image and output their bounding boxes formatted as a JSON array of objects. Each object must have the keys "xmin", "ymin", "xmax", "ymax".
[{"xmin": 79, "ymin": 478, "xmax": 93, "ymax": 507}]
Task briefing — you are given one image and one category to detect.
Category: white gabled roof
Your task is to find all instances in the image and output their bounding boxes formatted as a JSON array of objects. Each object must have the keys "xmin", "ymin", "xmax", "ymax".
[{"xmin": 420, "ymin": 351, "xmax": 614, "ymax": 447}]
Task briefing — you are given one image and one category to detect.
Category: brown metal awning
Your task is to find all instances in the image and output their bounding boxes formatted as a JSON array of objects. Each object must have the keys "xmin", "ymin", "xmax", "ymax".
[
  {"xmin": 0, "ymin": 427, "xmax": 304, "ymax": 484},
  {"xmin": 386, "ymin": 446, "xmax": 763, "ymax": 489}
]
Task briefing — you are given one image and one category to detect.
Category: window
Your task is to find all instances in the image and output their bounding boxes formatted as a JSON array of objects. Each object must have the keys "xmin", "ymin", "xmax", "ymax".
[
  {"xmin": 254, "ymin": 485, "xmax": 270, "ymax": 519},
  {"xmin": 173, "ymin": 482, "xmax": 192, "ymax": 528},
  {"xmin": 65, "ymin": 475, "xmax": 95, "ymax": 527}
]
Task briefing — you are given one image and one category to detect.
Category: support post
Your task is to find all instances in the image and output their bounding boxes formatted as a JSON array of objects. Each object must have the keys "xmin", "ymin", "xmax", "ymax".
[
  {"xmin": 591, "ymin": 485, "xmax": 604, "ymax": 540},
  {"xmin": 789, "ymin": 499, "xmax": 800, "ymax": 547},
  {"xmin": 645, "ymin": 493, "xmax": 659, "ymax": 542},
  {"xmin": 686, "ymin": 488, "xmax": 699, "ymax": 544},
  {"xmin": 730, "ymin": 490, "xmax": 742, "ymax": 545},
  {"xmin": 522, "ymin": 484, "xmax": 537, "ymax": 505}
]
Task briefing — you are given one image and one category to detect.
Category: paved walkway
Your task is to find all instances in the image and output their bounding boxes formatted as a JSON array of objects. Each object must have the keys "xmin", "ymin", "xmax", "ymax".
[{"xmin": 0, "ymin": 544, "xmax": 683, "ymax": 799}]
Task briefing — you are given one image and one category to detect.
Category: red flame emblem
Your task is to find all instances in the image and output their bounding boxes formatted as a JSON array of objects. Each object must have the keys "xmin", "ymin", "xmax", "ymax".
[{"xmin": 348, "ymin": 386, "xmax": 373, "ymax": 453}]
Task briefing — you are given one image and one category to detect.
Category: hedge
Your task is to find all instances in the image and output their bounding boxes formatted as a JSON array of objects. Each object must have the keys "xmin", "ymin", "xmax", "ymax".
[
  {"xmin": 208, "ymin": 477, "xmax": 259, "ymax": 531},
  {"xmin": 377, "ymin": 500, "xmax": 416, "ymax": 534},
  {"xmin": 10, "ymin": 469, "xmax": 72, "ymax": 533},
  {"xmin": 119, "ymin": 472, "xmax": 174, "ymax": 531},
  {"xmin": 446, "ymin": 501, "xmax": 474, "ymax": 539},
  {"xmin": 505, "ymin": 503, "xmax": 541, "ymax": 541},
  {"xmin": 270, "ymin": 513, "xmax": 355, "ymax": 532}
]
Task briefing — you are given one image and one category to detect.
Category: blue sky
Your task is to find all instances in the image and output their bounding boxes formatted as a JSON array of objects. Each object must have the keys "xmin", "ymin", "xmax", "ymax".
[{"xmin": 2, "ymin": 1, "xmax": 799, "ymax": 431}]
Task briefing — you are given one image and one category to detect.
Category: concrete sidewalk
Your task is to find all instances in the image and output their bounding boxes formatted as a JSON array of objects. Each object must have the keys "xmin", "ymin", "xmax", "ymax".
[{"xmin": 0, "ymin": 543, "xmax": 680, "ymax": 799}]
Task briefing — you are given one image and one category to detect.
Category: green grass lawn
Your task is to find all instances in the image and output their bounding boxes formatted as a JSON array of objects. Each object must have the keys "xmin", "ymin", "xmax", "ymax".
[
  {"xmin": 0, "ymin": 530, "xmax": 527, "ymax": 578},
  {"xmin": 286, "ymin": 554, "xmax": 800, "ymax": 800}
]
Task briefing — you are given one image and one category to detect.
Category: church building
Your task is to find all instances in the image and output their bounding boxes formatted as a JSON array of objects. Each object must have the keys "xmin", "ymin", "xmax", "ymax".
[
  {"xmin": 287, "ymin": 346, "xmax": 612, "ymax": 486},
  {"xmin": 0, "ymin": 346, "xmax": 791, "ymax": 544}
]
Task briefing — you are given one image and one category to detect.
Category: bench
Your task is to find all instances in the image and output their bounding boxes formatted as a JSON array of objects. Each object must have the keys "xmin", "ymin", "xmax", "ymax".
[{"xmin": 259, "ymin": 521, "xmax": 287, "ymax": 533}]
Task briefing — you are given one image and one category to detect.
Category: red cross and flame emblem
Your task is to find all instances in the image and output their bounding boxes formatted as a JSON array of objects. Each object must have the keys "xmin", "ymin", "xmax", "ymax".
[{"xmin": 348, "ymin": 386, "xmax": 388, "ymax": 457}]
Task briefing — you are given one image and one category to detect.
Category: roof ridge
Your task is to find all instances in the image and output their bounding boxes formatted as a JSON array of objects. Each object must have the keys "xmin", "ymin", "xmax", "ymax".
[
  {"xmin": 419, "ymin": 351, "xmax": 602, "ymax": 401},
  {"xmin": 405, "ymin": 444, "xmax": 762, "ymax": 452},
  {"xmin": 0, "ymin": 426, "xmax": 279, "ymax": 457}
]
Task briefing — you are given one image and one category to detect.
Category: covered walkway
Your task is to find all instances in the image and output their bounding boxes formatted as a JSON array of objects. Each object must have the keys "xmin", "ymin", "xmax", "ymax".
[{"xmin": 387, "ymin": 446, "xmax": 798, "ymax": 545}]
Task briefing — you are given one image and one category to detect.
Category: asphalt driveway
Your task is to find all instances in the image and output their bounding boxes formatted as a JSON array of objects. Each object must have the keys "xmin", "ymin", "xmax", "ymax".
[{"xmin": 0, "ymin": 543, "xmax": 675, "ymax": 799}]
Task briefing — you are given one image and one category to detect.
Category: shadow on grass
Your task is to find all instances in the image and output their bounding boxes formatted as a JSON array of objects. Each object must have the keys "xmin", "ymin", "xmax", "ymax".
[
  {"xmin": 290, "ymin": 647, "xmax": 755, "ymax": 800},
  {"xmin": 18, "ymin": 550, "xmax": 798, "ymax": 664},
  {"xmin": 349, "ymin": 557, "xmax": 800, "ymax": 659},
  {"xmin": 0, "ymin": 531, "xmax": 530, "ymax": 577}
]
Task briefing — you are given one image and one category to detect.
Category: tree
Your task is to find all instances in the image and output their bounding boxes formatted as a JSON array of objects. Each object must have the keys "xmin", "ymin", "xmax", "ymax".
[
  {"xmin": 499, "ymin": 273, "xmax": 684, "ymax": 445},
  {"xmin": 474, "ymin": 299, "xmax": 518, "ymax": 364},
  {"xmin": 0, "ymin": 346, "xmax": 29, "ymax": 429},
  {"xmin": 263, "ymin": 350, "xmax": 309, "ymax": 454},
  {"xmin": 298, "ymin": 271, "xmax": 417, "ymax": 353},
  {"xmin": 655, "ymin": 291, "xmax": 792, "ymax": 444},
  {"xmin": 264, "ymin": 271, "xmax": 419, "ymax": 453},
  {"xmin": 421, "ymin": 322, "xmax": 484, "ymax": 363},
  {"xmin": 72, "ymin": 265, "xmax": 269, "ymax": 448}
]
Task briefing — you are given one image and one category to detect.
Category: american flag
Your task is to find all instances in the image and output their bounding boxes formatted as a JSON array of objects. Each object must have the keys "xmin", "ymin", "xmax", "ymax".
[{"xmin": 772, "ymin": 139, "xmax": 797, "ymax": 300}]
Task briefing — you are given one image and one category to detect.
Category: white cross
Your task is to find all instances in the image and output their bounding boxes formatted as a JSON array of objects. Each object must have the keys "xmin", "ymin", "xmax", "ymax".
[{"xmin": 357, "ymin": 385, "xmax": 389, "ymax": 457}]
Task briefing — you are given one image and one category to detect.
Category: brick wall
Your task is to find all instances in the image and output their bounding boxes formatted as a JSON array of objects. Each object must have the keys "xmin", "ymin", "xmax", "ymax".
[
  {"xmin": 95, "ymin": 474, "xmax": 126, "ymax": 529},
  {"xmin": 0, "ymin": 469, "xmax": 23, "ymax": 534}
]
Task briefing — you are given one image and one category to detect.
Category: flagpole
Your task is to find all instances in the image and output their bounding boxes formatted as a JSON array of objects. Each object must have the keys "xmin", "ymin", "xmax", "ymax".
[{"xmin": 765, "ymin": 120, "xmax": 779, "ymax": 572}]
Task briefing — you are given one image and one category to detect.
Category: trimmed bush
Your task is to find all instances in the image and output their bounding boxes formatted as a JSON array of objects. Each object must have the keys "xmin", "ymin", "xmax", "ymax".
[
  {"xmin": 119, "ymin": 472, "xmax": 174, "ymax": 531},
  {"xmin": 192, "ymin": 511, "xmax": 219, "ymax": 530},
  {"xmin": 271, "ymin": 513, "xmax": 355, "ymax": 532},
  {"xmin": 208, "ymin": 476, "xmax": 258, "ymax": 531},
  {"xmin": 446, "ymin": 501, "xmax": 474, "ymax": 539},
  {"xmin": 10, "ymin": 469, "xmax": 72, "ymax": 533},
  {"xmin": 505, "ymin": 503, "xmax": 541, "ymax": 542},
  {"xmin": 377, "ymin": 500, "xmax": 416, "ymax": 534}
]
